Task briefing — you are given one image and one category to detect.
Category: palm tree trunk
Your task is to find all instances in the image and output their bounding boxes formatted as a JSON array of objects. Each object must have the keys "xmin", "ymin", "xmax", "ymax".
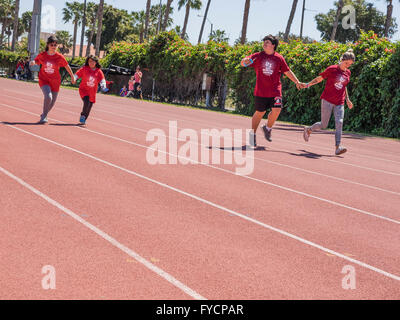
[
  {"xmin": 79, "ymin": 0, "xmax": 87, "ymax": 57},
  {"xmin": 284, "ymin": 0, "xmax": 298, "ymax": 42},
  {"xmin": 181, "ymin": 2, "xmax": 191, "ymax": 39},
  {"xmin": 240, "ymin": 0, "xmax": 251, "ymax": 44},
  {"xmin": 162, "ymin": 0, "xmax": 173, "ymax": 31},
  {"xmin": 198, "ymin": 0, "xmax": 211, "ymax": 44},
  {"xmin": 72, "ymin": 21, "xmax": 78, "ymax": 59},
  {"xmin": 86, "ymin": 29, "xmax": 94, "ymax": 57},
  {"xmin": 384, "ymin": 0, "xmax": 393, "ymax": 38},
  {"xmin": 144, "ymin": 0, "xmax": 151, "ymax": 39},
  {"xmin": 11, "ymin": 0, "xmax": 20, "ymax": 51},
  {"xmin": 331, "ymin": 0, "xmax": 344, "ymax": 41},
  {"xmin": 1, "ymin": 19, "xmax": 6, "ymax": 49},
  {"xmin": 95, "ymin": 0, "xmax": 104, "ymax": 57}
]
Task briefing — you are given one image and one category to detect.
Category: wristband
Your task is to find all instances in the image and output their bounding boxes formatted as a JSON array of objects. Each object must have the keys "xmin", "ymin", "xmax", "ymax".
[{"xmin": 243, "ymin": 58, "xmax": 254, "ymax": 67}]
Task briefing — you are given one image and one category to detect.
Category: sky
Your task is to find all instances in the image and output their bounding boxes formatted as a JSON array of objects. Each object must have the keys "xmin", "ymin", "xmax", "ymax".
[{"xmin": 19, "ymin": 0, "xmax": 400, "ymax": 45}]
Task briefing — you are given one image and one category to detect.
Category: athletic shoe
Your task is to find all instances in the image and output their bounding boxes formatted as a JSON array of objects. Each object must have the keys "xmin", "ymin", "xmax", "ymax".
[
  {"xmin": 262, "ymin": 124, "xmax": 272, "ymax": 142},
  {"xmin": 303, "ymin": 126, "xmax": 311, "ymax": 142},
  {"xmin": 38, "ymin": 115, "xmax": 48, "ymax": 124},
  {"xmin": 79, "ymin": 115, "xmax": 86, "ymax": 125},
  {"xmin": 249, "ymin": 131, "xmax": 257, "ymax": 149},
  {"xmin": 335, "ymin": 146, "xmax": 347, "ymax": 155}
]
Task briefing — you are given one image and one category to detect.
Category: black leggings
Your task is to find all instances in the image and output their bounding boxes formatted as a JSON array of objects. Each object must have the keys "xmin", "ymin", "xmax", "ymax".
[{"xmin": 81, "ymin": 96, "xmax": 94, "ymax": 119}]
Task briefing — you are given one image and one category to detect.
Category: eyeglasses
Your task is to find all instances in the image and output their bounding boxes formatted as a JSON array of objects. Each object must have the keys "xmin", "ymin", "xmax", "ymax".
[{"xmin": 49, "ymin": 43, "xmax": 58, "ymax": 47}]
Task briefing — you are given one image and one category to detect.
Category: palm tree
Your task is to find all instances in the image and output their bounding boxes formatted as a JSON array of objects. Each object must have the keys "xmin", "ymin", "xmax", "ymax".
[
  {"xmin": 11, "ymin": 0, "xmax": 19, "ymax": 51},
  {"xmin": 132, "ymin": 10, "xmax": 146, "ymax": 43},
  {"xmin": 95, "ymin": 0, "xmax": 104, "ymax": 56},
  {"xmin": 162, "ymin": 0, "xmax": 173, "ymax": 31},
  {"xmin": 330, "ymin": 0, "xmax": 344, "ymax": 41},
  {"xmin": 0, "ymin": 0, "xmax": 14, "ymax": 49},
  {"xmin": 144, "ymin": 0, "xmax": 151, "ymax": 39},
  {"xmin": 198, "ymin": 0, "xmax": 211, "ymax": 44},
  {"xmin": 209, "ymin": 29, "xmax": 228, "ymax": 43},
  {"xmin": 240, "ymin": 0, "xmax": 250, "ymax": 44},
  {"xmin": 284, "ymin": 0, "xmax": 298, "ymax": 42},
  {"xmin": 79, "ymin": 0, "xmax": 87, "ymax": 57},
  {"xmin": 178, "ymin": 0, "xmax": 202, "ymax": 40},
  {"xmin": 63, "ymin": 1, "xmax": 82, "ymax": 59},
  {"xmin": 85, "ymin": 2, "xmax": 97, "ymax": 57},
  {"xmin": 384, "ymin": 0, "xmax": 399, "ymax": 37},
  {"xmin": 55, "ymin": 30, "xmax": 72, "ymax": 55}
]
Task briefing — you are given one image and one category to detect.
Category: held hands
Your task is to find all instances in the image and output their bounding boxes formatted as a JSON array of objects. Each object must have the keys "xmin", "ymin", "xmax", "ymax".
[
  {"xmin": 241, "ymin": 57, "xmax": 253, "ymax": 67},
  {"xmin": 71, "ymin": 77, "xmax": 76, "ymax": 85},
  {"xmin": 296, "ymin": 82, "xmax": 308, "ymax": 90},
  {"xmin": 29, "ymin": 61, "xmax": 36, "ymax": 67}
]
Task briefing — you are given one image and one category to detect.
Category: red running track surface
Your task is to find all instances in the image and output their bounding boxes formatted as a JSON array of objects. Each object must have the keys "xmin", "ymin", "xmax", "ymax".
[{"xmin": 1, "ymin": 78, "xmax": 399, "ymax": 299}]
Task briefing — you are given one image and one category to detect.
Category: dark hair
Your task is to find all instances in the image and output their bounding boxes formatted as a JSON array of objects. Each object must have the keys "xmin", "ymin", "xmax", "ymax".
[
  {"xmin": 45, "ymin": 35, "xmax": 58, "ymax": 52},
  {"xmin": 262, "ymin": 35, "xmax": 279, "ymax": 51},
  {"xmin": 85, "ymin": 55, "xmax": 101, "ymax": 69}
]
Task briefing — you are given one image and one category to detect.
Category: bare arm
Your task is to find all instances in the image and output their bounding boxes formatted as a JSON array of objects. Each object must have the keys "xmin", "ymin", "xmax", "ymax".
[
  {"xmin": 345, "ymin": 87, "xmax": 353, "ymax": 109},
  {"xmin": 306, "ymin": 76, "xmax": 324, "ymax": 88},
  {"xmin": 284, "ymin": 70, "xmax": 306, "ymax": 90},
  {"xmin": 65, "ymin": 64, "xmax": 76, "ymax": 84}
]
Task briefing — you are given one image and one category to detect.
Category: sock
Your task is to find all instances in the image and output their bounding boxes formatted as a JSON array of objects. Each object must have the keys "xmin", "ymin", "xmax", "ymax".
[{"xmin": 266, "ymin": 126, "xmax": 272, "ymax": 131}]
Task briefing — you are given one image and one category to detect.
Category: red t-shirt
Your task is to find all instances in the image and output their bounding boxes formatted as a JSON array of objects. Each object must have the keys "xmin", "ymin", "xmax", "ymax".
[
  {"xmin": 248, "ymin": 51, "xmax": 290, "ymax": 98},
  {"xmin": 35, "ymin": 51, "xmax": 68, "ymax": 92},
  {"xmin": 320, "ymin": 65, "xmax": 351, "ymax": 106},
  {"xmin": 134, "ymin": 71, "xmax": 142, "ymax": 83},
  {"xmin": 76, "ymin": 66, "xmax": 105, "ymax": 103}
]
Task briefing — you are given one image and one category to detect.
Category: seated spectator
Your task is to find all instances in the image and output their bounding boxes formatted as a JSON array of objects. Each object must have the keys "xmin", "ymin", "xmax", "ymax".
[
  {"xmin": 119, "ymin": 85, "xmax": 128, "ymax": 97},
  {"xmin": 16, "ymin": 59, "xmax": 24, "ymax": 80}
]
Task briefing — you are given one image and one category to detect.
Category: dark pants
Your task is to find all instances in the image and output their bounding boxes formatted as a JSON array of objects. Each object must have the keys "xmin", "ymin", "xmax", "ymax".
[
  {"xmin": 134, "ymin": 82, "xmax": 141, "ymax": 98},
  {"xmin": 81, "ymin": 96, "xmax": 94, "ymax": 119}
]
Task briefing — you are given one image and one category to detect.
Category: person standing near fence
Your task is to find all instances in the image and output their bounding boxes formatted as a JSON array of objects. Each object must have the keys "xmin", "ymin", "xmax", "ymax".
[
  {"xmin": 133, "ymin": 66, "xmax": 142, "ymax": 98},
  {"xmin": 74, "ymin": 55, "xmax": 107, "ymax": 125},
  {"xmin": 30, "ymin": 35, "xmax": 76, "ymax": 123},
  {"xmin": 241, "ymin": 35, "xmax": 304, "ymax": 148},
  {"xmin": 302, "ymin": 49, "xmax": 355, "ymax": 156},
  {"xmin": 126, "ymin": 76, "xmax": 135, "ymax": 97}
]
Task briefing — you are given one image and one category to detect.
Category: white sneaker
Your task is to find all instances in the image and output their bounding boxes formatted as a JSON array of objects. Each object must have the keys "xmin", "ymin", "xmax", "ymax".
[{"xmin": 335, "ymin": 146, "xmax": 347, "ymax": 155}]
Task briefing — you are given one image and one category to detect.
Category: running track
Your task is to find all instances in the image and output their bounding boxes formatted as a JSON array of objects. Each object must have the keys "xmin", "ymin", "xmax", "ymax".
[{"xmin": 1, "ymin": 78, "xmax": 399, "ymax": 299}]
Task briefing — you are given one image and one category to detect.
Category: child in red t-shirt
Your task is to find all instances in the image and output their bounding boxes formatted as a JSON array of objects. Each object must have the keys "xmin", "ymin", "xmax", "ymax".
[
  {"xmin": 303, "ymin": 49, "xmax": 355, "ymax": 156},
  {"xmin": 74, "ymin": 55, "xmax": 107, "ymax": 125},
  {"xmin": 241, "ymin": 35, "xmax": 303, "ymax": 148},
  {"xmin": 30, "ymin": 35, "xmax": 76, "ymax": 123}
]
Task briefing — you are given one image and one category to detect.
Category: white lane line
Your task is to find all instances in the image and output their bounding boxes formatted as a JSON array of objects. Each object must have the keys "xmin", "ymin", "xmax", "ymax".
[
  {"xmin": 0, "ymin": 165, "xmax": 206, "ymax": 300},
  {"xmin": 3, "ymin": 124, "xmax": 400, "ymax": 283},
  {"xmin": 3, "ymin": 93, "xmax": 400, "ymax": 180},
  {"xmin": 59, "ymin": 91, "xmax": 400, "ymax": 166},
  {"xmin": 3, "ymin": 88, "xmax": 400, "ymax": 166},
  {"xmin": 2, "ymin": 102, "xmax": 400, "ymax": 226}
]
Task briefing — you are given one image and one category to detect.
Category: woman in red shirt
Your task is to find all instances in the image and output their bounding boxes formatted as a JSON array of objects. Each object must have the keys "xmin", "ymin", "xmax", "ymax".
[
  {"xmin": 30, "ymin": 35, "xmax": 76, "ymax": 123},
  {"xmin": 303, "ymin": 49, "xmax": 355, "ymax": 156},
  {"xmin": 74, "ymin": 55, "xmax": 107, "ymax": 125}
]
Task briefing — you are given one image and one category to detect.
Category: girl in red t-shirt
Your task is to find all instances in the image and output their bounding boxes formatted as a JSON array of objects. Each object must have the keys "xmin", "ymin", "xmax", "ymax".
[
  {"xmin": 303, "ymin": 49, "xmax": 355, "ymax": 156},
  {"xmin": 30, "ymin": 35, "xmax": 76, "ymax": 123},
  {"xmin": 74, "ymin": 55, "xmax": 107, "ymax": 125}
]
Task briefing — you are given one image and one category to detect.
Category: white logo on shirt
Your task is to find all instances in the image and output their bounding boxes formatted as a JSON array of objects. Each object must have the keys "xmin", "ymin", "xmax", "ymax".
[
  {"xmin": 44, "ymin": 62, "xmax": 55, "ymax": 74},
  {"xmin": 334, "ymin": 75, "xmax": 347, "ymax": 90},
  {"xmin": 87, "ymin": 76, "xmax": 95, "ymax": 87},
  {"xmin": 262, "ymin": 60, "xmax": 275, "ymax": 76}
]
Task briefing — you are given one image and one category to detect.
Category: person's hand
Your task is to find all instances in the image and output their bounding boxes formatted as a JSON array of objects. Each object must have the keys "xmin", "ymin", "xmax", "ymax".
[
  {"xmin": 241, "ymin": 57, "xmax": 252, "ymax": 67},
  {"xmin": 296, "ymin": 82, "xmax": 307, "ymax": 90},
  {"xmin": 71, "ymin": 77, "xmax": 76, "ymax": 85},
  {"xmin": 347, "ymin": 100, "xmax": 353, "ymax": 109},
  {"xmin": 29, "ymin": 61, "xmax": 36, "ymax": 67}
]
